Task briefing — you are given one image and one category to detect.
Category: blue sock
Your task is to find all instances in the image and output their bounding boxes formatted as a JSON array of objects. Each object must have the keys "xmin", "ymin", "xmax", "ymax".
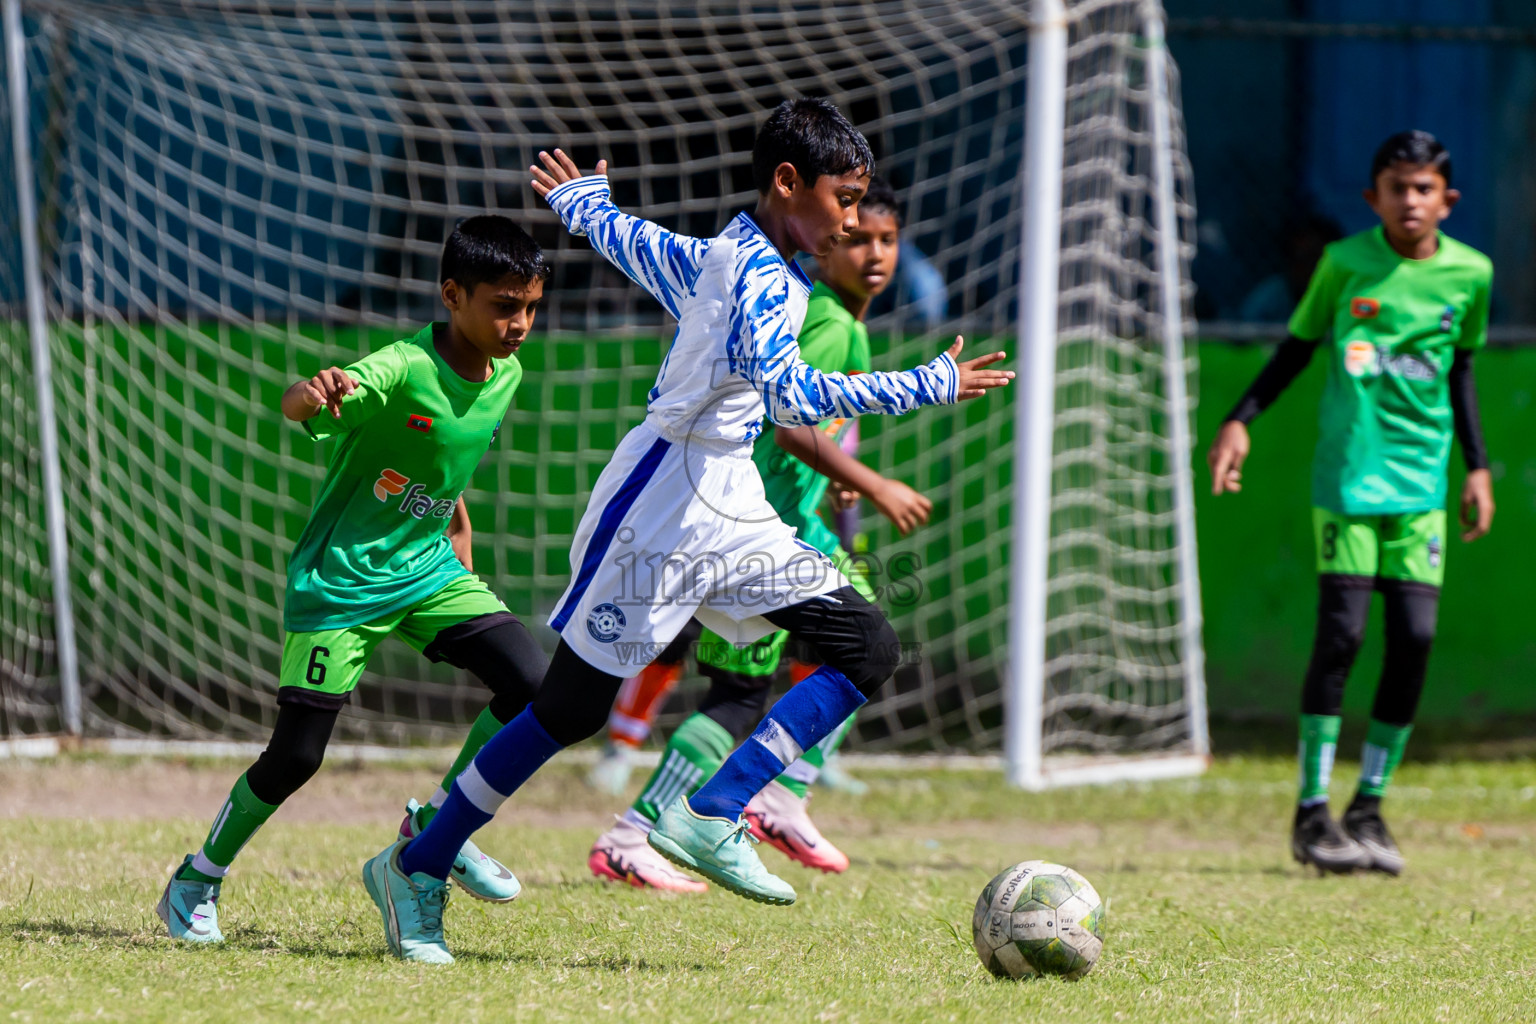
[
  {"xmin": 397, "ymin": 708, "xmax": 563, "ymax": 879},
  {"xmin": 689, "ymin": 666, "xmax": 865, "ymax": 821}
]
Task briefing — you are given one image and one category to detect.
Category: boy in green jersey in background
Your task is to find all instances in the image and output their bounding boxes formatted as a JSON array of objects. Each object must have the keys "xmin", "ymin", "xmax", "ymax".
[
  {"xmin": 1209, "ymin": 131, "xmax": 1494, "ymax": 876},
  {"xmin": 587, "ymin": 177, "xmax": 933, "ymax": 891},
  {"xmin": 157, "ymin": 217, "xmax": 550, "ymax": 942}
]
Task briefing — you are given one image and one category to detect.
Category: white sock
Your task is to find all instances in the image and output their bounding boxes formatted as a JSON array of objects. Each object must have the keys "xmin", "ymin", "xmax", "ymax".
[
  {"xmin": 190, "ymin": 848, "xmax": 230, "ymax": 879},
  {"xmin": 782, "ymin": 759, "xmax": 819, "ymax": 785},
  {"xmin": 622, "ymin": 807, "xmax": 656, "ymax": 834},
  {"xmin": 456, "ymin": 762, "xmax": 511, "ymax": 815},
  {"xmin": 1359, "ymin": 743, "xmax": 1390, "ymax": 792}
]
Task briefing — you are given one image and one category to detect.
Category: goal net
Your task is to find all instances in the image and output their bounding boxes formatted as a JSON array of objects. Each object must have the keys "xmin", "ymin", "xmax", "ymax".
[
  {"xmin": 0, "ymin": 0, "xmax": 1203, "ymax": 769},
  {"xmin": 1013, "ymin": 0, "xmax": 1206, "ymax": 786}
]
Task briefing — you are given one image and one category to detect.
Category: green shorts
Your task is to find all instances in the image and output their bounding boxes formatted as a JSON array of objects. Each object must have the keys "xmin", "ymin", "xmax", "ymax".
[
  {"xmin": 695, "ymin": 545, "xmax": 878, "ymax": 678},
  {"xmin": 1313, "ymin": 506, "xmax": 1446, "ymax": 588},
  {"xmin": 279, "ymin": 574, "xmax": 511, "ymax": 707}
]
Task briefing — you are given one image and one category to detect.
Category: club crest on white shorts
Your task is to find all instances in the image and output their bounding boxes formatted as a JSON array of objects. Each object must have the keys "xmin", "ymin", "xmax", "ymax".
[{"xmin": 587, "ymin": 603, "xmax": 628, "ymax": 643}]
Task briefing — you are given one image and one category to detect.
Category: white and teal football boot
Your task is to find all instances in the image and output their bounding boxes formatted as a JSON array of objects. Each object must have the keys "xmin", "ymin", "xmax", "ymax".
[
  {"xmin": 399, "ymin": 799, "xmax": 520, "ymax": 903},
  {"xmin": 647, "ymin": 798, "xmax": 796, "ymax": 906},
  {"xmin": 156, "ymin": 855, "xmax": 224, "ymax": 943},
  {"xmin": 361, "ymin": 839, "xmax": 453, "ymax": 964}
]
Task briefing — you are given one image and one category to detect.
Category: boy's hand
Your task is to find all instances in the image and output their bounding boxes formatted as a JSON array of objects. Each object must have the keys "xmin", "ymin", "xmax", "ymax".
[
  {"xmin": 300, "ymin": 367, "xmax": 357, "ymax": 419},
  {"xmin": 1460, "ymin": 468, "xmax": 1494, "ymax": 541},
  {"xmin": 947, "ymin": 337, "xmax": 1013, "ymax": 400},
  {"xmin": 530, "ymin": 149, "xmax": 608, "ymax": 197},
  {"xmin": 1208, "ymin": 420, "xmax": 1251, "ymax": 495},
  {"xmin": 869, "ymin": 479, "xmax": 933, "ymax": 536},
  {"xmin": 830, "ymin": 487, "xmax": 861, "ymax": 512}
]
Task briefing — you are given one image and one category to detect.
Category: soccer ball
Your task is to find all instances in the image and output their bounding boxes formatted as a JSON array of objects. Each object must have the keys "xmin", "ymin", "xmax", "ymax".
[{"xmin": 971, "ymin": 860, "xmax": 1105, "ymax": 980}]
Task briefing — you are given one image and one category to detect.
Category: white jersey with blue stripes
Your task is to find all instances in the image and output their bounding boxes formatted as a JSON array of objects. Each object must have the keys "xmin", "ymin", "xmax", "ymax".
[{"xmin": 543, "ymin": 174, "xmax": 960, "ymax": 447}]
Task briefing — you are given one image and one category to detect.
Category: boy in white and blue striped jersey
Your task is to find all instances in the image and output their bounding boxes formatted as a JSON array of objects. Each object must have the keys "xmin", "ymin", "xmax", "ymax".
[{"xmin": 361, "ymin": 98, "xmax": 1012, "ymax": 963}]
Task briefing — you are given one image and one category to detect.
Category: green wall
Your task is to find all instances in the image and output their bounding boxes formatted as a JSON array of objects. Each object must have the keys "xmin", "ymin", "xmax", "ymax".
[
  {"xmin": 1194, "ymin": 342, "xmax": 1536, "ymax": 722},
  {"xmin": 22, "ymin": 324, "xmax": 1533, "ymax": 733}
]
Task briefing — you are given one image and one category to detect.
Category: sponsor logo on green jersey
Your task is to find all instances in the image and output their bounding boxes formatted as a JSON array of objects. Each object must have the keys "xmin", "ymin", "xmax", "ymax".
[{"xmin": 371, "ymin": 468, "xmax": 456, "ymax": 519}]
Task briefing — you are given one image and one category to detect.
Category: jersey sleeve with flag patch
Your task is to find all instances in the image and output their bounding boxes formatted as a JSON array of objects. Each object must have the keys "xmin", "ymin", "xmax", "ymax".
[
  {"xmin": 302, "ymin": 344, "xmax": 409, "ymax": 439},
  {"xmin": 284, "ymin": 325, "xmax": 522, "ymax": 632},
  {"xmin": 543, "ymin": 174, "xmax": 709, "ymax": 320}
]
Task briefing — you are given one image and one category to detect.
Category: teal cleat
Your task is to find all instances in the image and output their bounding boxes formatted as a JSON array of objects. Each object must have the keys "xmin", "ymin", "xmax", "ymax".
[
  {"xmin": 400, "ymin": 799, "xmax": 520, "ymax": 904},
  {"xmin": 156, "ymin": 855, "xmax": 224, "ymax": 943},
  {"xmin": 362, "ymin": 839, "xmax": 454, "ymax": 964},
  {"xmin": 647, "ymin": 798, "xmax": 797, "ymax": 906}
]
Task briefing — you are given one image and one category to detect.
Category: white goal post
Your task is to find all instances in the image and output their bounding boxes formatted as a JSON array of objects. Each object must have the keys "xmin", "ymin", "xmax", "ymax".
[
  {"xmin": 1, "ymin": 0, "xmax": 1207, "ymax": 778},
  {"xmin": 1007, "ymin": 0, "xmax": 1210, "ymax": 789}
]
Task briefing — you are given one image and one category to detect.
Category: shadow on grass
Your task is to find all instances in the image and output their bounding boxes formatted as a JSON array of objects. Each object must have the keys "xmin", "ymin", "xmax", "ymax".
[
  {"xmin": 553, "ymin": 952, "xmax": 719, "ymax": 973},
  {"xmin": 6, "ymin": 919, "xmax": 718, "ymax": 972},
  {"xmin": 252, "ymin": 942, "xmax": 718, "ymax": 970},
  {"xmin": 8, "ymin": 919, "xmax": 145, "ymax": 942}
]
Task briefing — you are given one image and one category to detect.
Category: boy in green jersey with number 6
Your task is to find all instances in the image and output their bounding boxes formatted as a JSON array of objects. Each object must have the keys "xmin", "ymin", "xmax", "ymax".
[
  {"xmin": 157, "ymin": 216, "xmax": 551, "ymax": 943},
  {"xmin": 1209, "ymin": 131, "xmax": 1494, "ymax": 876}
]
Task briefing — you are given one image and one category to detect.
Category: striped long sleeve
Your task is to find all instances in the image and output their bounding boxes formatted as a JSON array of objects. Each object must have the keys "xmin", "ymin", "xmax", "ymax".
[
  {"xmin": 727, "ymin": 245, "xmax": 959, "ymax": 426},
  {"xmin": 542, "ymin": 174, "xmax": 709, "ymax": 320}
]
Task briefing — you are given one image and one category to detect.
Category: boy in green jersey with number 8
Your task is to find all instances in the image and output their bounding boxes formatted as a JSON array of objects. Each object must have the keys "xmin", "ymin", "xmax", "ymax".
[
  {"xmin": 1209, "ymin": 131, "xmax": 1494, "ymax": 876},
  {"xmin": 157, "ymin": 216, "xmax": 551, "ymax": 943}
]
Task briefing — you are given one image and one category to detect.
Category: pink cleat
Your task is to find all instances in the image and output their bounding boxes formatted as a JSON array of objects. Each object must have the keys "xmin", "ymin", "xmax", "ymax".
[
  {"xmin": 588, "ymin": 816, "xmax": 709, "ymax": 893},
  {"xmin": 744, "ymin": 781, "xmax": 850, "ymax": 874}
]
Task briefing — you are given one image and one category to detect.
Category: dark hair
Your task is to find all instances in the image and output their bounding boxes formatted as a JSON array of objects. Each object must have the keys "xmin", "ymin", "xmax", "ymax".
[
  {"xmin": 858, "ymin": 175, "xmax": 902, "ymax": 227},
  {"xmin": 1369, "ymin": 130, "xmax": 1452, "ymax": 187},
  {"xmin": 440, "ymin": 214, "xmax": 550, "ymax": 291},
  {"xmin": 751, "ymin": 97, "xmax": 875, "ymax": 194}
]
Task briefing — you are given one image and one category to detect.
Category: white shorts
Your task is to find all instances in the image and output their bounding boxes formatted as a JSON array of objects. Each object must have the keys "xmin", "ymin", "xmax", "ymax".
[{"xmin": 548, "ymin": 420, "xmax": 848, "ymax": 677}]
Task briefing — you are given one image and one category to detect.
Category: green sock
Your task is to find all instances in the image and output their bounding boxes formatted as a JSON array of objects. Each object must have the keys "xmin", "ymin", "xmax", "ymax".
[
  {"xmin": 776, "ymin": 713, "xmax": 857, "ymax": 798},
  {"xmin": 1358, "ymin": 719, "xmax": 1413, "ymax": 798},
  {"xmin": 179, "ymin": 773, "xmax": 279, "ymax": 883},
  {"xmin": 1297, "ymin": 713, "xmax": 1341, "ymax": 806},
  {"xmin": 416, "ymin": 705, "xmax": 507, "ymax": 829},
  {"xmin": 631, "ymin": 713, "xmax": 733, "ymax": 822}
]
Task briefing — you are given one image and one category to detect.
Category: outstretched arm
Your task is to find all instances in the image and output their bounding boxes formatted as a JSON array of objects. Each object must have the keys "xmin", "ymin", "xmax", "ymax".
[
  {"xmin": 533, "ymin": 150, "xmax": 708, "ymax": 320},
  {"xmin": 730, "ymin": 257, "xmax": 1010, "ymax": 425}
]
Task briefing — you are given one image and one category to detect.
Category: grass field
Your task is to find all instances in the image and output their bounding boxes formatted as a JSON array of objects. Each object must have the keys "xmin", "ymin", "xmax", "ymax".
[{"xmin": 2, "ymin": 753, "xmax": 1533, "ymax": 1023}]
